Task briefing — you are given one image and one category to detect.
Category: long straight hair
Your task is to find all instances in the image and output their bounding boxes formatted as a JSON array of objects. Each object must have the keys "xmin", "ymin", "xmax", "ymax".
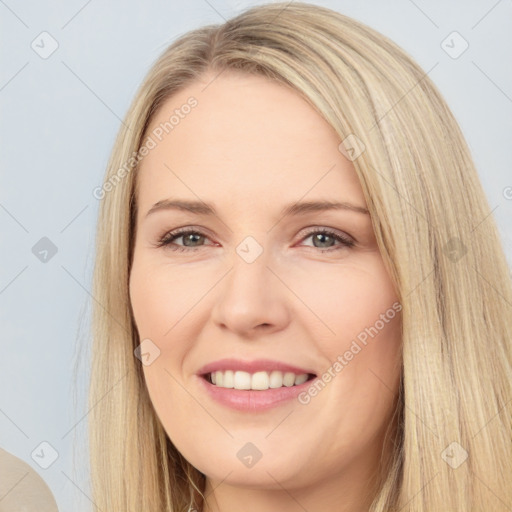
[{"xmin": 89, "ymin": 2, "xmax": 512, "ymax": 510}]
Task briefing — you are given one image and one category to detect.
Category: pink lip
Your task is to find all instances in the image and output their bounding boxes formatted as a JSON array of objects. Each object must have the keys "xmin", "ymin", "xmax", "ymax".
[
  {"xmin": 195, "ymin": 358, "xmax": 317, "ymax": 412},
  {"xmin": 196, "ymin": 374, "xmax": 315, "ymax": 411},
  {"xmin": 196, "ymin": 358, "xmax": 315, "ymax": 376}
]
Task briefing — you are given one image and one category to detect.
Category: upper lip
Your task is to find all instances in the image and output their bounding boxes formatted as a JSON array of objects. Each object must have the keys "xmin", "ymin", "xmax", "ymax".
[{"xmin": 197, "ymin": 358, "xmax": 316, "ymax": 376}]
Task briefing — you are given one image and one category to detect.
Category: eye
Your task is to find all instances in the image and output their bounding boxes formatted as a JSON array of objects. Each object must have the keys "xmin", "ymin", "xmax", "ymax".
[
  {"xmin": 154, "ymin": 227, "xmax": 355, "ymax": 253},
  {"xmin": 299, "ymin": 228, "xmax": 355, "ymax": 252},
  {"xmin": 155, "ymin": 228, "xmax": 213, "ymax": 252}
]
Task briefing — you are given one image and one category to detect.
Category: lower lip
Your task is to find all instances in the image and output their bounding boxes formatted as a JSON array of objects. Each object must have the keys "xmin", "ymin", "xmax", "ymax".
[{"xmin": 197, "ymin": 375, "xmax": 315, "ymax": 411}]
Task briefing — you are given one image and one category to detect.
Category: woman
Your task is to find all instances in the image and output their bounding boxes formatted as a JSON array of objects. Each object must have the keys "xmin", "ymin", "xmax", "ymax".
[{"xmin": 88, "ymin": 2, "xmax": 512, "ymax": 510}]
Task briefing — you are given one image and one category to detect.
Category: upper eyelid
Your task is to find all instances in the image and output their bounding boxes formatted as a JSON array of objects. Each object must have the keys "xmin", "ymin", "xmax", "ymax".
[{"xmin": 162, "ymin": 227, "xmax": 217, "ymax": 244}]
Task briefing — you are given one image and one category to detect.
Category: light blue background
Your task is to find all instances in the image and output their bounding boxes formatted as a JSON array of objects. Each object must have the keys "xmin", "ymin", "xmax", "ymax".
[{"xmin": 1, "ymin": 1, "xmax": 511, "ymax": 510}]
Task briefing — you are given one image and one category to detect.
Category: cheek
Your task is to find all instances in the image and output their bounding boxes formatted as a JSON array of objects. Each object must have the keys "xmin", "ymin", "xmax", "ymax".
[
  {"xmin": 288, "ymin": 256, "xmax": 400, "ymax": 343},
  {"xmin": 129, "ymin": 260, "xmax": 211, "ymax": 432},
  {"xmin": 291, "ymin": 257, "xmax": 402, "ymax": 417},
  {"xmin": 129, "ymin": 259, "xmax": 211, "ymax": 339}
]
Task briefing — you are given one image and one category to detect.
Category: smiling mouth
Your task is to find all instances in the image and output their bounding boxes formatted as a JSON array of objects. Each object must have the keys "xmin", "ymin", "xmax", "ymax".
[{"xmin": 203, "ymin": 370, "xmax": 316, "ymax": 391}]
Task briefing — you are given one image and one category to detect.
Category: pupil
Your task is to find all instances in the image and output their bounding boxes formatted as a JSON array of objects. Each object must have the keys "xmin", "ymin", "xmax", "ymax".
[
  {"xmin": 314, "ymin": 233, "xmax": 332, "ymax": 248},
  {"xmin": 184, "ymin": 233, "xmax": 203, "ymax": 246}
]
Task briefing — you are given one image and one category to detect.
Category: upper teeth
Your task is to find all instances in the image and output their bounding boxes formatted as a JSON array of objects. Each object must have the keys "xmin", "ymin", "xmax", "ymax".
[{"xmin": 210, "ymin": 370, "xmax": 309, "ymax": 390}]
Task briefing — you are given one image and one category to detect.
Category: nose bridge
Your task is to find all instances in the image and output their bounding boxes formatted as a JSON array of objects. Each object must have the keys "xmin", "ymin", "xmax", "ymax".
[
  {"xmin": 227, "ymin": 233, "xmax": 274, "ymax": 305},
  {"xmin": 211, "ymin": 234, "xmax": 290, "ymax": 334}
]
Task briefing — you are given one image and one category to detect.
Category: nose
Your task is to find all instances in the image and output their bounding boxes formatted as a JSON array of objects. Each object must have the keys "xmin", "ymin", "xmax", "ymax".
[{"xmin": 210, "ymin": 246, "xmax": 291, "ymax": 338}]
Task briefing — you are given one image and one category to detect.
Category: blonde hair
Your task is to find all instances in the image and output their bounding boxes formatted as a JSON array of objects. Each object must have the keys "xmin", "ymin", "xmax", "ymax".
[{"xmin": 88, "ymin": 2, "xmax": 512, "ymax": 510}]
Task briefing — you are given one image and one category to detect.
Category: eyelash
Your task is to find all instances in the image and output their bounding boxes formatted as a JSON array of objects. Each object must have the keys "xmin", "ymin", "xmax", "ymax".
[{"xmin": 155, "ymin": 227, "xmax": 355, "ymax": 253}]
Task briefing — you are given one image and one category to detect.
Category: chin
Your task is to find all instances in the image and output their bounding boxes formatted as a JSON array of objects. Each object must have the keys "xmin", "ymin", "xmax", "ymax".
[{"xmin": 181, "ymin": 442, "xmax": 317, "ymax": 490}]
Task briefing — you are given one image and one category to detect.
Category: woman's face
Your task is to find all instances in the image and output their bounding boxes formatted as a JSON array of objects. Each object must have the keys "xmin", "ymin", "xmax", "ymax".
[{"xmin": 129, "ymin": 71, "xmax": 402, "ymax": 502}]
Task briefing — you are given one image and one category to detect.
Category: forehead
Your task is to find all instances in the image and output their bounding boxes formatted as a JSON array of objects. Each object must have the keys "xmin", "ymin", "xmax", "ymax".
[{"xmin": 136, "ymin": 71, "xmax": 365, "ymax": 215}]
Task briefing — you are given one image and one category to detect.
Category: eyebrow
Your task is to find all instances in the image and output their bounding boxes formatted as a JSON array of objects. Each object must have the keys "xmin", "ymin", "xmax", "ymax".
[{"xmin": 145, "ymin": 199, "xmax": 369, "ymax": 218}]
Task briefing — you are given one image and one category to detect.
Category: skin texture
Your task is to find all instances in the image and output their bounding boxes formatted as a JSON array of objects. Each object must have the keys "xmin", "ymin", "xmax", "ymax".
[{"xmin": 129, "ymin": 71, "xmax": 402, "ymax": 512}]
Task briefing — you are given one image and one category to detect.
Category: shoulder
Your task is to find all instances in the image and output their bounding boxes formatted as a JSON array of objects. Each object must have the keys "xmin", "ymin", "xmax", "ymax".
[{"xmin": 0, "ymin": 447, "xmax": 59, "ymax": 511}]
